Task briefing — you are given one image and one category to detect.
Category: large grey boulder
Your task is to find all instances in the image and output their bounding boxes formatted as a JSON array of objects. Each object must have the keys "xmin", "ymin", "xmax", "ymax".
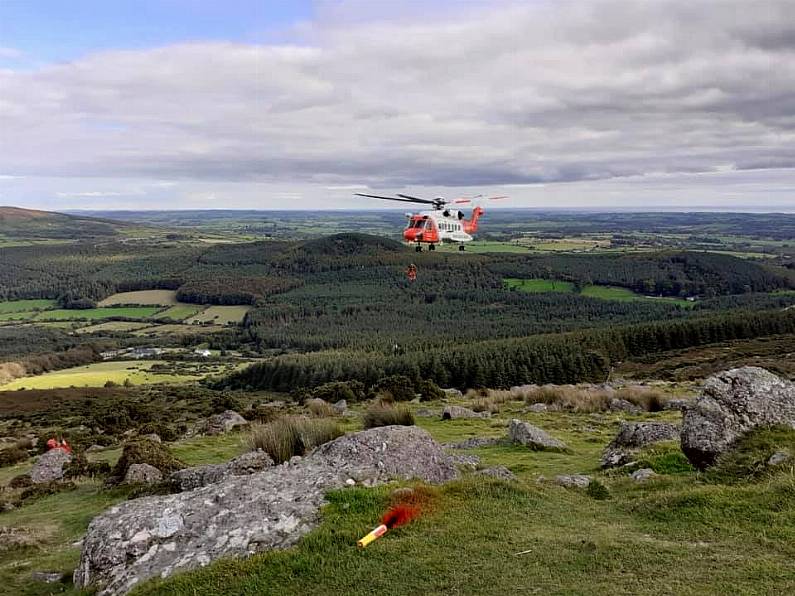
[
  {"xmin": 205, "ymin": 410, "xmax": 248, "ymax": 436},
  {"xmin": 601, "ymin": 422, "xmax": 680, "ymax": 469},
  {"xmin": 30, "ymin": 449, "xmax": 72, "ymax": 484},
  {"xmin": 681, "ymin": 367, "xmax": 795, "ymax": 469},
  {"xmin": 508, "ymin": 419, "xmax": 567, "ymax": 451},
  {"xmin": 75, "ymin": 426, "xmax": 457, "ymax": 595},
  {"xmin": 442, "ymin": 405, "xmax": 488, "ymax": 420},
  {"xmin": 169, "ymin": 450, "xmax": 274, "ymax": 492}
]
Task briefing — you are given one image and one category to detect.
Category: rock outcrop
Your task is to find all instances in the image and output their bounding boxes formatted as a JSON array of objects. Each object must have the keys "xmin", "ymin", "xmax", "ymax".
[
  {"xmin": 169, "ymin": 450, "xmax": 274, "ymax": 492},
  {"xmin": 681, "ymin": 367, "xmax": 795, "ymax": 469},
  {"xmin": 30, "ymin": 449, "xmax": 72, "ymax": 484},
  {"xmin": 442, "ymin": 405, "xmax": 488, "ymax": 420},
  {"xmin": 75, "ymin": 426, "xmax": 457, "ymax": 595},
  {"xmin": 508, "ymin": 419, "xmax": 567, "ymax": 451},
  {"xmin": 601, "ymin": 422, "xmax": 680, "ymax": 469},
  {"xmin": 205, "ymin": 410, "xmax": 248, "ymax": 435}
]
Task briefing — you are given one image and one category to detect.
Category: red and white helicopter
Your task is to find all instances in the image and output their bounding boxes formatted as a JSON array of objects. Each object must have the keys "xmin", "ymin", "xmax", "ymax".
[{"xmin": 355, "ymin": 192, "xmax": 506, "ymax": 251}]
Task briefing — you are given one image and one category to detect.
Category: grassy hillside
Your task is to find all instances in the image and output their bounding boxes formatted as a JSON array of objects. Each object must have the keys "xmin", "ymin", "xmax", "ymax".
[{"xmin": 0, "ymin": 206, "xmax": 130, "ymax": 241}]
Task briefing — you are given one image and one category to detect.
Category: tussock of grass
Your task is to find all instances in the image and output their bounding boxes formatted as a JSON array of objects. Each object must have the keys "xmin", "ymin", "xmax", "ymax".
[
  {"xmin": 247, "ymin": 417, "xmax": 343, "ymax": 464},
  {"xmin": 515, "ymin": 384, "xmax": 670, "ymax": 413},
  {"xmin": 706, "ymin": 426, "xmax": 795, "ymax": 484},
  {"xmin": 635, "ymin": 443, "xmax": 695, "ymax": 475},
  {"xmin": 362, "ymin": 404, "xmax": 415, "ymax": 429},
  {"xmin": 615, "ymin": 386, "xmax": 669, "ymax": 412},
  {"xmin": 306, "ymin": 398, "xmax": 337, "ymax": 418}
]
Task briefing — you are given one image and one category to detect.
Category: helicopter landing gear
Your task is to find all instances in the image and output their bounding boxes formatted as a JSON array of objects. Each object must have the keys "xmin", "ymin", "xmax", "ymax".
[
  {"xmin": 429, "ymin": 243, "xmax": 436, "ymax": 251},
  {"xmin": 415, "ymin": 244, "xmax": 422, "ymax": 252},
  {"xmin": 458, "ymin": 243, "xmax": 465, "ymax": 252}
]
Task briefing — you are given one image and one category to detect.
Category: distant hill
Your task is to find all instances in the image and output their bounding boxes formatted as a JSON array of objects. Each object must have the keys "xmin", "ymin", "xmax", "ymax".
[
  {"xmin": 0, "ymin": 206, "xmax": 129, "ymax": 240},
  {"xmin": 296, "ymin": 233, "xmax": 405, "ymax": 256}
]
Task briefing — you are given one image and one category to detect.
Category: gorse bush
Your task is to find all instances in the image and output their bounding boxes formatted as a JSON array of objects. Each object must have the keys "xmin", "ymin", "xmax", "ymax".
[
  {"xmin": 362, "ymin": 404, "xmax": 415, "ymax": 429},
  {"xmin": 0, "ymin": 447, "xmax": 28, "ymax": 467},
  {"xmin": 247, "ymin": 417, "xmax": 343, "ymax": 464},
  {"xmin": 373, "ymin": 375, "xmax": 417, "ymax": 402}
]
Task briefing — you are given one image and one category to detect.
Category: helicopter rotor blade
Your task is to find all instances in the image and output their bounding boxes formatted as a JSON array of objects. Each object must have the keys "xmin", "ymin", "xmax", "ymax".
[
  {"xmin": 396, "ymin": 193, "xmax": 438, "ymax": 205},
  {"xmin": 355, "ymin": 193, "xmax": 432, "ymax": 205}
]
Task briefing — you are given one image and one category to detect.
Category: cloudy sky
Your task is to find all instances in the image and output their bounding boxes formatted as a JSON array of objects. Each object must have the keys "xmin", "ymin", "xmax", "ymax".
[{"xmin": 0, "ymin": 0, "xmax": 792, "ymax": 211}]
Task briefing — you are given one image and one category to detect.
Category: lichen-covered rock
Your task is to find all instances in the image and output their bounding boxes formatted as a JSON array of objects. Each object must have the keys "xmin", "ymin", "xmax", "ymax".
[
  {"xmin": 476, "ymin": 466, "xmax": 517, "ymax": 481},
  {"xmin": 508, "ymin": 419, "xmax": 567, "ymax": 451},
  {"xmin": 332, "ymin": 400, "xmax": 347, "ymax": 415},
  {"xmin": 169, "ymin": 450, "xmax": 274, "ymax": 492},
  {"xmin": 442, "ymin": 405, "xmax": 488, "ymax": 420},
  {"xmin": 31, "ymin": 571, "xmax": 66, "ymax": 584},
  {"xmin": 205, "ymin": 410, "xmax": 248, "ymax": 435},
  {"xmin": 30, "ymin": 449, "xmax": 72, "ymax": 484},
  {"xmin": 450, "ymin": 453, "xmax": 480, "ymax": 468},
  {"xmin": 448, "ymin": 437, "xmax": 501, "ymax": 449},
  {"xmin": 631, "ymin": 468, "xmax": 657, "ymax": 482},
  {"xmin": 75, "ymin": 426, "xmax": 457, "ymax": 595},
  {"xmin": 681, "ymin": 367, "xmax": 795, "ymax": 469},
  {"xmin": 124, "ymin": 464, "xmax": 163, "ymax": 485},
  {"xmin": 601, "ymin": 422, "xmax": 680, "ymax": 469},
  {"xmin": 608, "ymin": 398, "xmax": 642, "ymax": 414},
  {"xmin": 442, "ymin": 388, "xmax": 463, "ymax": 398},
  {"xmin": 554, "ymin": 474, "xmax": 591, "ymax": 488}
]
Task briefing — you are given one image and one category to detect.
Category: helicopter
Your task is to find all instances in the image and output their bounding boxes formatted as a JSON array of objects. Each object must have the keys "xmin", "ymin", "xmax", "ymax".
[{"xmin": 355, "ymin": 192, "xmax": 506, "ymax": 251}]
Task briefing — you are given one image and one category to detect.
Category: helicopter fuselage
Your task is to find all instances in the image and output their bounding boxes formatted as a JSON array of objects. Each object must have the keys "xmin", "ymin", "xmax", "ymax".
[{"xmin": 402, "ymin": 207, "xmax": 482, "ymax": 245}]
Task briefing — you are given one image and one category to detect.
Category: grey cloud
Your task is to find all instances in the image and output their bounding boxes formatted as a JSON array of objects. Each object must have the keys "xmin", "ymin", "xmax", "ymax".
[{"xmin": 0, "ymin": 0, "xmax": 792, "ymax": 192}]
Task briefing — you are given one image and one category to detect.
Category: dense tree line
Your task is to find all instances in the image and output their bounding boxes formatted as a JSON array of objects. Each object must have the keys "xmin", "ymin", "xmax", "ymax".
[
  {"xmin": 489, "ymin": 252, "xmax": 791, "ymax": 297},
  {"xmin": 220, "ymin": 309, "xmax": 795, "ymax": 391}
]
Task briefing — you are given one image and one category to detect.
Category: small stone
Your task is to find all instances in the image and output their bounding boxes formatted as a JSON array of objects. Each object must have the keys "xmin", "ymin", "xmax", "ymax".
[
  {"xmin": 450, "ymin": 454, "xmax": 480, "ymax": 468},
  {"xmin": 526, "ymin": 403, "xmax": 548, "ymax": 413},
  {"xmin": 476, "ymin": 466, "xmax": 517, "ymax": 481},
  {"xmin": 332, "ymin": 400, "xmax": 347, "ymax": 414},
  {"xmin": 554, "ymin": 474, "xmax": 592, "ymax": 488},
  {"xmin": 140, "ymin": 433, "xmax": 161, "ymax": 443},
  {"xmin": 768, "ymin": 450, "xmax": 790, "ymax": 466},
  {"xmin": 31, "ymin": 571, "xmax": 64, "ymax": 584},
  {"xmin": 631, "ymin": 468, "xmax": 657, "ymax": 482},
  {"xmin": 345, "ymin": 478, "xmax": 356, "ymax": 486}
]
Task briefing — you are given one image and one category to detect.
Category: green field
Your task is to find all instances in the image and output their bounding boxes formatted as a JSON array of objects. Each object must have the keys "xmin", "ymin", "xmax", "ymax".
[
  {"xmin": 97, "ymin": 290, "xmax": 180, "ymax": 306},
  {"xmin": 506, "ymin": 279, "xmax": 693, "ymax": 306},
  {"xmin": 436, "ymin": 241, "xmax": 532, "ymax": 253},
  {"xmin": 581, "ymin": 285, "xmax": 693, "ymax": 306},
  {"xmin": 184, "ymin": 305, "xmax": 250, "ymax": 325},
  {"xmin": 0, "ymin": 310, "xmax": 40, "ymax": 322},
  {"xmin": 132, "ymin": 323, "xmax": 227, "ymax": 337},
  {"xmin": 152, "ymin": 305, "xmax": 203, "ymax": 321},
  {"xmin": 0, "ymin": 299, "xmax": 57, "ymax": 313},
  {"xmin": 73, "ymin": 321, "xmax": 153, "ymax": 334},
  {"xmin": 33, "ymin": 307, "xmax": 163, "ymax": 321},
  {"xmin": 504, "ymin": 278, "xmax": 576, "ymax": 293},
  {"xmin": 0, "ymin": 360, "xmax": 199, "ymax": 391}
]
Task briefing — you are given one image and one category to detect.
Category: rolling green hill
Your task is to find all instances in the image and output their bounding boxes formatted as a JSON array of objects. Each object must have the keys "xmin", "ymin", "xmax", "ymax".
[{"xmin": 0, "ymin": 206, "xmax": 129, "ymax": 241}]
